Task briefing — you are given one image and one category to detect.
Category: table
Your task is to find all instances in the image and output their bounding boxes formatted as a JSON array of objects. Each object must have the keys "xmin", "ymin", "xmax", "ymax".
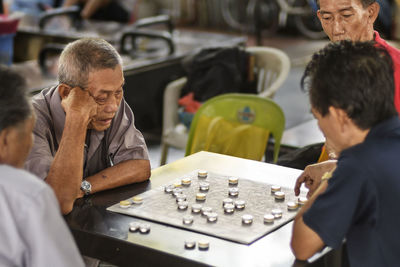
[{"xmin": 65, "ymin": 151, "xmax": 328, "ymax": 267}]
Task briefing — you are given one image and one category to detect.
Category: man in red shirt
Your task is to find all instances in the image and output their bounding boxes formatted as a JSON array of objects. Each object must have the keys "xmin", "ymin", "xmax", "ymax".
[{"xmin": 295, "ymin": 0, "xmax": 400, "ymax": 197}]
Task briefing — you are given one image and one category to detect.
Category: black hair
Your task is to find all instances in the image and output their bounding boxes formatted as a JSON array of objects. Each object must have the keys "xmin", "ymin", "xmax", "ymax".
[
  {"xmin": 0, "ymin": 65, "xmax": 31, "ymax": 132},
  {"xmin": 301, "ymin": 40, "xmax": 397, "ymax": 129}
]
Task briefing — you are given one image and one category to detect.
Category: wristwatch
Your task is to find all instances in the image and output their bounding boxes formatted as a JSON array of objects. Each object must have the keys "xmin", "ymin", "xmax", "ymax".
[{"xmin": 80, "ymin": 180, "xmax": 92, "ymax": 195}]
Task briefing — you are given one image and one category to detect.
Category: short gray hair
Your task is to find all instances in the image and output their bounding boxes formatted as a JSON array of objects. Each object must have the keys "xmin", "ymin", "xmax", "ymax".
[
  {"xmin": 316, "ymin": 0, "xmax": 375, "ymax": 8},
  {"xmin": 58, "ymin": 38, "xmax": 122, "ymax": 88},
  {"xmin": 0, "ymin": 65, "xmax": 31, "ymax": 132}
]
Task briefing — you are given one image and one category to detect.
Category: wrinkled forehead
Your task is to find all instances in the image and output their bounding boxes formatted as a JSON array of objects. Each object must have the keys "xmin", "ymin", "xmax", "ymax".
[
  {"xmin": 87, "ymin": 66, "xmax": 124, "ymax": 92},
  {"xmin": 319, "ymin": 0, "xmax": 366, "ymax": 10}
]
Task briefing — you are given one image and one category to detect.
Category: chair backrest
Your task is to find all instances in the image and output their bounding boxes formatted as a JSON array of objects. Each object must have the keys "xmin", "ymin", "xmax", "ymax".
[
  {"xmin": 246, "ymin": 46, "xmax": 290, "ymax": 98},
  {"xmin": 185, "ymin": 93, "xmax": 285, "ymax": 162}
]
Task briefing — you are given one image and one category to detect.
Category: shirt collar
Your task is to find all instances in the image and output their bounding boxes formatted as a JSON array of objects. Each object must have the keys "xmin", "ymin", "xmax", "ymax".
[{"xmin": 365, "ymin": 116, "xmax": 400, "ymax": 141}]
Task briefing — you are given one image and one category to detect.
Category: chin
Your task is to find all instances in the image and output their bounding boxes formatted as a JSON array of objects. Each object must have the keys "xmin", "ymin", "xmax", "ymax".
[{"xmin": 90, "ymin": 123, "xmax": 111, "ymax": 132}]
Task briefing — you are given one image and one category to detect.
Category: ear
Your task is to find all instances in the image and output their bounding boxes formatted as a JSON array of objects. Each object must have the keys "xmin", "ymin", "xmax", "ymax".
[
  {"xmin": 328, "ymin": 106, "xmax": 350, "ymax": 133},
  {"xmin": 367, "ymin": 2, "xmax": 380, "ymax": 24},
  {"xmin": 317, "ymin": 10, "xmax": 322, "ymax": 23},
  {"xmin": 58, "ymin": 84, "xmax": 72, "ymax": 100},
  {"xmin": 0, "ymin": 128, "xmax": 11, "ymax": 164}
]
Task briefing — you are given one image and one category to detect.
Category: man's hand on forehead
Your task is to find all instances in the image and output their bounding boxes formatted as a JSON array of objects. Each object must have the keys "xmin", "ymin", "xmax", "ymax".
[{"xmin": 61, "ymin": 86, "xmax": 98, "ymax": 123}]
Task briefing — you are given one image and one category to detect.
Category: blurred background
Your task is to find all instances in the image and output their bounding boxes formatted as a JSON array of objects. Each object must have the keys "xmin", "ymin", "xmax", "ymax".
[{"xmin": 1, "ymin": 0, "xmax": 399, "ymax": 168}]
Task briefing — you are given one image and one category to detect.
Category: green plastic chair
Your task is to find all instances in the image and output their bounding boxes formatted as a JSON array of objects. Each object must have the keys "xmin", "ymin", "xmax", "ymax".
[{"xmin": 185, "ymin": 93, "xmax": 285, "ymax": 163}]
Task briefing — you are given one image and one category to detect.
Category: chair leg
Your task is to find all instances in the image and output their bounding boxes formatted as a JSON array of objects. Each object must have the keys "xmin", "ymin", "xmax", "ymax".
[{"xmin": 160, "ymin": 142, "xmax": 169, "ymax": 166}]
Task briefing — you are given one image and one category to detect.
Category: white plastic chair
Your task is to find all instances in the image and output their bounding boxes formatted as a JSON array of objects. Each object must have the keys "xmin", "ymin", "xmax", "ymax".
[{"xmin": 160, "ymin": 46, "xmax": 291, "ymax": 165}]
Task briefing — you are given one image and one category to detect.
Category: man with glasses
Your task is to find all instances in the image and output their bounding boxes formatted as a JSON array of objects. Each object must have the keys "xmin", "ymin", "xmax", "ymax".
[{"xmin": 25, "ymin": 38, "xmax": 150, "ymax": 215}]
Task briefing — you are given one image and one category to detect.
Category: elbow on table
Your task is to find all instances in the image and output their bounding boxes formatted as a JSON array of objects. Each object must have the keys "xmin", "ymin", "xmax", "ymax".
[
  {"xmin": 60, "ymin": 199, "xmax": 75, "ymax": 215},
  {"xmin": 290, "ymin": 240, "xmax": 314, "ymax": 261},
  {"xmin": 140, "ymin": 162, "xmax": 151, "ymax": 182}
]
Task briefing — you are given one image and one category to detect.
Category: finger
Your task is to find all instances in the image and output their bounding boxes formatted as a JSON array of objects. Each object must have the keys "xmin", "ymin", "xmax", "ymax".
[{"xmin": 294, "ymin": 174, "xmax": 307, "ymax": 196}]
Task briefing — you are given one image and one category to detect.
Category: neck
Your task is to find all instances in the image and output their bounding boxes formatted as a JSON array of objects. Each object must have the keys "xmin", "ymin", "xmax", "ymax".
[
  {"xmin": 361, "ymin": 28, "xmax": 375, "ymax": 42},
  {"xmin": 343, "ymin": 127, "xmax": 370, "ymax": 151}
]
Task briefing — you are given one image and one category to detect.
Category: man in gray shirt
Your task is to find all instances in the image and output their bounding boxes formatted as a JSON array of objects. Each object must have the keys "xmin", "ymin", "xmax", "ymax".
[
  {"xmin": 25, "ymin": 38, "xmax": 151, "ymax": 214},
  {"xmin": 0, "ymin": 66, "xmax": 84, "ymax": 267}
]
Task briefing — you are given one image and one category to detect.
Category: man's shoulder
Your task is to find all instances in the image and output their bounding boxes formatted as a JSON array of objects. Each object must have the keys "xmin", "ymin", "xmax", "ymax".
[
  {"xmin": 0, "ymin": 165, "xmax": 49, "ymax": 197},
  {"xmin": 375, "ymin": 32, "xmax": 400, "ymax": 61}
]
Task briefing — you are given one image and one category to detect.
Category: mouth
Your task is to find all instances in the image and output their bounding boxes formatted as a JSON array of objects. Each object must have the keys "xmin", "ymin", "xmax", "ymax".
[{"xmin": 96, "ymin": 118, "xmax": 113, "ymax": 126}]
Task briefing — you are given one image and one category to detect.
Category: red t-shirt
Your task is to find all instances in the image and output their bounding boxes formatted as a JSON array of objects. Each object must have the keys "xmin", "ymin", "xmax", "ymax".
[{"xmin": 375, "ymin": 31, "xmax": 400, "ymax": 114}]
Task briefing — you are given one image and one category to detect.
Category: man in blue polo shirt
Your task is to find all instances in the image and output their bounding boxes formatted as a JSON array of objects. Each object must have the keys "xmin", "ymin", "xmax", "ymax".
[{"xmin": 291, "ymin": 41, "xmax": 400, "ymax": 266}]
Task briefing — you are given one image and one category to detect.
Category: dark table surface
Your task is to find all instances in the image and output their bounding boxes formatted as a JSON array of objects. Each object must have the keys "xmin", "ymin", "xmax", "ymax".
[{"xmin": 65, "ymin": 151, "xmax": 331, "ymax": 267}]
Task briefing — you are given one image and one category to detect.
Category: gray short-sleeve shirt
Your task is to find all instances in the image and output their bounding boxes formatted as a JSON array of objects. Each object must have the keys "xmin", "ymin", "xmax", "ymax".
[
  {"xmin": 25, "ymin": 86, "xmax": 149, "ymax": 179},
  {"xmin": 0, "ymin": 165, "xmax": 84, "ymax": 267}
]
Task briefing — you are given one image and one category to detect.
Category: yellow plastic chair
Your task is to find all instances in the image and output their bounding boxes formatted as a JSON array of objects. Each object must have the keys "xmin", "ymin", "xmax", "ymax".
[
  {"xmin": 185, "ymin": 93, "xmax": 285, "ymax": 163},
  {"xmin": 160, "ymin": 46, "xmax": 290, "ymax": 165}
]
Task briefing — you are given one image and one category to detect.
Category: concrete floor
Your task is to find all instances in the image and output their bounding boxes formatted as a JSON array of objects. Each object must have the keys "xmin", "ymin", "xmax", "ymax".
[{"xmin": 147, "ymin": 31, "xmax": 330, "ymax": 169}]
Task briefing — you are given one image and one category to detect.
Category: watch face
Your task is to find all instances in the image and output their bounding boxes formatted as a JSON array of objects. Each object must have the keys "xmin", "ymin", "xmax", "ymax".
[{"xmin": 81, "ymin": 180, "xmax": 91, "ymax": 194}]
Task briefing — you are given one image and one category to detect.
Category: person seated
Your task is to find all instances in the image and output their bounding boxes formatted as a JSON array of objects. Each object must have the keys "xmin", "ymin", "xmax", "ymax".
[
  {"xmin": 25, "ymin": 38, "xmax": 151, "ymax": 214},
  {"xmin": 291, "ymin": 41, "xmax": 400, "ymax": 265},
  {"xmin": 0, "ymin": 65, "xmax": 84, "ymax": 267},
  {"xmin": 63, "ymin": 0, "xmax": 135, "ymax": 23},
  {"xmin": 281, "ymin": 0, "xmax": 400, "ymax": 179}
]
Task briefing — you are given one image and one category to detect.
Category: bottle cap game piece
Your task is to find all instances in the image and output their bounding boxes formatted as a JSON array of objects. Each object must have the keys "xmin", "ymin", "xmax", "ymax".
[
  {"xmin": 184, "ymin": 240, "xmax": 196, "ymax": 249},
  {"xmin": 271, "ymin": 185, "xmax": 281, "ymax": 194},
  {"xmin": 196, "ymin": 192, "xmax": 206, "ymax": 201},
  {"xmin": 201, "ymin": 206, "xmax": 213, "ymax": 216},
  {"xmin": 274, "ymin": 191, "xmax": 285, "ymax": 201},
  {"xmin": 198, "ymin": 170, "xmax": 208, "ymax": 178},
  {"xmin": 173, "ymin": 182, "xmax": 182, "ymax": 188},
  {"xmin": 222, "ymin": 198, "xmax": 234, "ymax": 206},
  {"xmin": 139, "ymin": 224, "xmax": 151, "ymax": 234},
  {"xmin": 287, "ymin": 201, "xmax": 299, "ymax": 211},
  {"xmin": 177, "ymin": 201, "xmax": 189, "ymax": 210},
  {"xmin": 172, "ymin": 188, "xmax": 183, "ymax": 197},
  {"xmin": 131, "ymin": 196, "xmax": 143, "ymax": 204},
  {"xmin": 228, "ymin": 187, "xmax": 239, "ymax": 197},
  {"xmin": 198, "ymin": 240, "xmax": 210, "ymax": 250},
  {"xmin": 191, "ymin": 204, "xmax": 202, "ymax": 214},
  {"xmin": 271, "ymin": 208, "xmax": 283, "ymax": 219},
  {"xmin": 129, "ymin": 222, "xmax": 141, "ymax": 232},
  {"xmin": 223, "ymin": 203, "xmax": 235, "ymax": 214},
  {"xmin": 199, "ymin": 182, "xmax": 210, "ymax": 191},
  {"xmin": 164, "ymin": 185, "xmax": 174, "ymax": 193},
  {"xmin": 119, "ymin": 200, "xmax": 131, "ymax": 209},
  {"xmin": 183, "ymin": 215, "xmax": 194, "ymax": 225},
  {"xmin": 228, "ymin": 177, "xmax": 239, "ymax": 185},
  {"xmin": 263, "ymin": 214, "xmax": 275, "ymax": 224},
  {"xmin": 206, "ymin": 212, "xmax": 218, "ymax": 223},
  {"xmin": 181, "ymin": 177, "xmax": 192, "ymax": 186},
  {"xmin": 176, "ymin": 194, "xmax": 187, "ymax": 203},
  {"xmin": 234, "ymin": 200, "xmax": 246, "ymax": 210},
  {"xmin": 242, "ymin": 214, "xmax": 253, "ymax": 225},
  {"xmin": 298, "ymin": 196, "xmax": 308, "ymax": 205}
]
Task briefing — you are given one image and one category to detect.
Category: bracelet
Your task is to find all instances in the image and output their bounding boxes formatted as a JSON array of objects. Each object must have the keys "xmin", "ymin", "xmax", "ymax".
[{"xmin": 321, "ymin": 171, "xmax": 333, "ymax": 181}]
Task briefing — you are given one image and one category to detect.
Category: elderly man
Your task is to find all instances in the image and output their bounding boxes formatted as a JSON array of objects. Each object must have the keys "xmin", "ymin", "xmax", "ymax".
[
  {"xmin": 291, "ymin": 41, "xmax": 400, "ymax": 265},
  {"xmin": 25, "ymin": 38, "xmax": 150, "ymax": 214},
  {"xmin": 293, "ymin": 0, "xmax": 400, "ymax": 196},
  {"xmin": 0, "ymin": 66, "xmax": 84, "ymax": 267}
]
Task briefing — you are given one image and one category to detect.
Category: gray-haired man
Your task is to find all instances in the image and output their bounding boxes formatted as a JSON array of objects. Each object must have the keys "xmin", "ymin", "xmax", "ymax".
[{"xmin": 25, "ymin": 38, "xmax": 151, "ymax": 214}]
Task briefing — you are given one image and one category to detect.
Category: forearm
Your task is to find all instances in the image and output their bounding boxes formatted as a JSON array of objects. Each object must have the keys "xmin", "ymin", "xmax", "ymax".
[
  {"xmin": 46, "ymin": 115, "xmax": 88, "ymax": 214},
  {"xmin": 63, "ymin": 0, "xmax": 81, "ymax": 7},
  {"xmin": 291, "ymin": 180, "xmax": 328, "ymax": 260},
  {"xmin": 86, "ymin": 159, "xmax": 151, "ymax": 194},
  {"xmin": 81, "ymin": 0, "xmax": 111, "ymax": 18}
]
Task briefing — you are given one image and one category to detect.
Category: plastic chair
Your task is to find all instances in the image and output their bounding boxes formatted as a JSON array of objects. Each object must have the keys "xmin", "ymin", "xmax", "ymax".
[
  {"xmin": 160, "ymin": 46, "xmax": 290, "ymax": 165},
  {"xmin": 185, "ymin": 93, "xmax": 285, "ymax": 162}
]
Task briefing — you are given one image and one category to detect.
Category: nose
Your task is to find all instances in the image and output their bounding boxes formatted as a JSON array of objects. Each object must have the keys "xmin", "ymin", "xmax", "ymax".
[
  {"xmin": 332, "ymin": 18, "xmax": 344, "ymax": 36},
  {"xmin": 104, "ymin": 96, "xmax": 119, "ymax": 113}
]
